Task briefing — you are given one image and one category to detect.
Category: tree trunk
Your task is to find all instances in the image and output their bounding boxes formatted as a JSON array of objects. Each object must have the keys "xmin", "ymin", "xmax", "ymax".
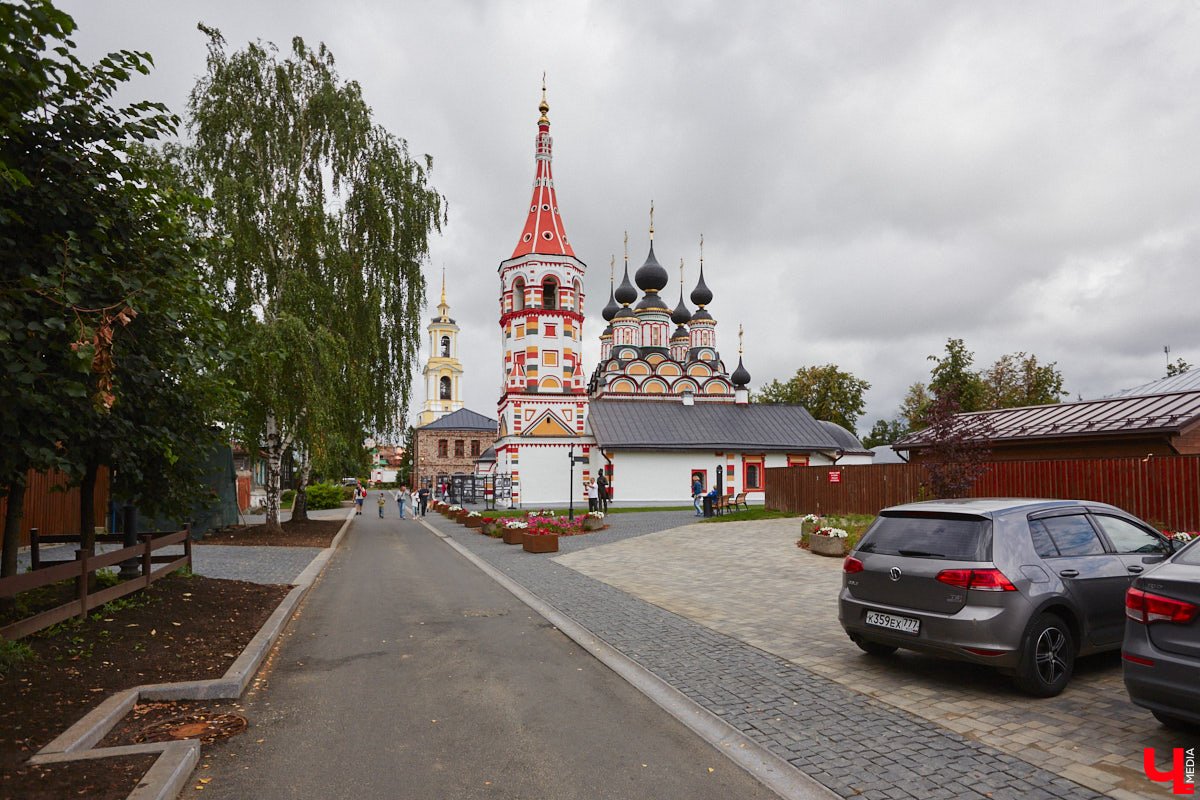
[
  {"xmin": 263, "ymin": 412, "xmax": 285, "ymax": 535},
  {"xmin": 291, "ymin": 445, "xmax": 312, "ymax": 522},
  {"xmin": 79, "ymin": 459, "xmax": 98, "ymax": 554},
  {"xmin": 2, "ymin": 476, "xmax": 27, "ymax": 579}
]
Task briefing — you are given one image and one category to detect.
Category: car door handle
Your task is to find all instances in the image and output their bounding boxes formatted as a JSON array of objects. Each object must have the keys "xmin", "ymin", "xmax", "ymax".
[
  {"xmin": 1127, "ymin": 565, "xmax": 1144, "ymax": 574},
  {"xmin": 1059, "ymin": 569, "xmax": 1080, "ymax": 578}
]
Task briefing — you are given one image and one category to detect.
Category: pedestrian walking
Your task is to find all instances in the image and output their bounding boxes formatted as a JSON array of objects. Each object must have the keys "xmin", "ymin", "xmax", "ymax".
[
  {"xmin": 377, "ymin": 493, "xmax": 386, "ymax": 518},
  {"xmin": 586, "ymin": 478, "xmax": 598, "ymax": 512},
  {"xmin": 692, "ymin": 473, "xmax": 704, "ymax": 516},
  {"xmin": 410, "ymin": 486, "xmax": 420, "ymax": 516},
  {"xmin": 355, "ymin": 486, "xmax": 364, "ymax": 515},
  {"xmin": 418, "ymin": 485, "xmax": 430, "ymax": 516},
  {"xmin": 394, "ymin": 488, "xmax": 407, "ymax": 519}
]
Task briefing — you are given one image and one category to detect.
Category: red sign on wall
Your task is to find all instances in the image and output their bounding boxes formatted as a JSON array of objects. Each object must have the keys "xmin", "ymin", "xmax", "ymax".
[{"xmin": 828, "ymin": 471, "xmax": 841, "ymax": 483}]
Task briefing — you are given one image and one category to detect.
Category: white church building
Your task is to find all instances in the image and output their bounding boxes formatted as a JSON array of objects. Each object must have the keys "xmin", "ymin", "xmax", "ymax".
[{"xmin": 489, "ymin": 89, "xmax": 872, "ymax": 507}]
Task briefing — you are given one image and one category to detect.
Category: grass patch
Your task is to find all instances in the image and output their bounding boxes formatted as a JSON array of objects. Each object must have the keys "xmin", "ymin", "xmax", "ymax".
[
  {"xmin": 700, "ymin": 508, "xmax": 798, "ymax": 523},
  {"xmin": 457, "ymin": 505, "xmax": 693, "ymax": 519},
  {"xmin": 0, "ymin": 639, "xmax": 35, "ymax": 674}
]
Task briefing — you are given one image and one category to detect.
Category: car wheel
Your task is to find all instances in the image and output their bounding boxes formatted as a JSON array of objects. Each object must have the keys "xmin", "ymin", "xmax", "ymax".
[
  {"xmin": 853, "ymin": 637, "xmax": 898, "ymax": 657},
  {"xmin": 1014, "ymin": 613, "xmax": 1074, "ymax": 697},
  {"xmin": 1152, "ymin": 710, "xmax": 1199, "ymax": 731}
]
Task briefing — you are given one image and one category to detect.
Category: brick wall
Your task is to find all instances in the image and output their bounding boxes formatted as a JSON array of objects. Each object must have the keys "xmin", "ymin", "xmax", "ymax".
[{"xmin": 414, "ymin": 427, "xmax": 498, "ymax": 488}]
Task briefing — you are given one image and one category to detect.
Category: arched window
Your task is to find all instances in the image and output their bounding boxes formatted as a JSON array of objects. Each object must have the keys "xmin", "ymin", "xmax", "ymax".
[
  {"xmin": 512, "ymin": 277, "xmax": 525, "ymax": 311},
  {"xmin": 542, "ymin": 277, "xmax": 558, "ymax": 310},
  {"xmin": 573, "ymin": 279, "xmax": 583, "ymax": 313},
  {"xmin": 439, "ymin": 335, "xmax": 450, "ymax": 357},
  {"xmin": 439, "ymin": 376, "xmax": 452, "ymax": 400}
]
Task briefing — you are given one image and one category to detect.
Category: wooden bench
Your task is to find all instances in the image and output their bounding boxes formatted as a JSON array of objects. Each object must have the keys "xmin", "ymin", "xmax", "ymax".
[{"xmin": 728, "ymin": 492, "xmax": 749, "ymax": 512}]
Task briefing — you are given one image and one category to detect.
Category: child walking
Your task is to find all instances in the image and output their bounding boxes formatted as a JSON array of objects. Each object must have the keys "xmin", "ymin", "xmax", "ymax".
[{"xmin": 377, "ymin": 492, "xmax": 386, "ymax": 518}]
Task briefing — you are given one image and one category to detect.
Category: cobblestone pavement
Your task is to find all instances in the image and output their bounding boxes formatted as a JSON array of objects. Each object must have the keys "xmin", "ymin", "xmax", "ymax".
[
  {"xmin": 424, "ymin": 512, "xmax": 1131, "ymax": 800},
  {"xmin": 554, "ymin": 518, "xmax": 1198, "ymax": 800}
]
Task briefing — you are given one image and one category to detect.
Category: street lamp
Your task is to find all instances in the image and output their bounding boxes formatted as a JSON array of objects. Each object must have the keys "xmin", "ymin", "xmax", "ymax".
[{"xmin": 567, "ymin": 445, "xmax": 587, "ymax": 519}]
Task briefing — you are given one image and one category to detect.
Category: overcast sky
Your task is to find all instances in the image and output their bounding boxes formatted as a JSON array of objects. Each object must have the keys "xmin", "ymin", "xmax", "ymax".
[{"xmin": 58, "ymin": 1, "xmax": 1200, "ymax": 437}]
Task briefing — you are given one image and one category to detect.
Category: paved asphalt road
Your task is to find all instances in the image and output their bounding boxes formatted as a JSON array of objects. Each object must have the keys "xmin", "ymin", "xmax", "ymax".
[{"xmin": 190, "ymin": 510, "xmax": 781, "ymax": 800}]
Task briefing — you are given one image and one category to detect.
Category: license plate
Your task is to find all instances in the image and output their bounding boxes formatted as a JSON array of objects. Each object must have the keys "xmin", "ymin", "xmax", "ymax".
[{"xmin": 864, "ymin": 610, "xmax": 920, "ymax": 635}]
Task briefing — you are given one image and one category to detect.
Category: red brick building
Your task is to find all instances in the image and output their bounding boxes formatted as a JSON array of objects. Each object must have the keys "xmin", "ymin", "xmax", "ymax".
[{"xmin": 413, "ymin": 408, "xmax": 499, "ymax": 490}]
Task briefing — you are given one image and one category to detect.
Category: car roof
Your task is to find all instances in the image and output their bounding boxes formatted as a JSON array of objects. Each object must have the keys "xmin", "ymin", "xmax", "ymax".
[{"xmin": 879, "ymin": 498, "xmax": 1097, "ymax": 517}]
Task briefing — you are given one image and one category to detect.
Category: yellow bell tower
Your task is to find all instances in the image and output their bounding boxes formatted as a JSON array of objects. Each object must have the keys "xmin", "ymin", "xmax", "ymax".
[{"xmin": 419, "ymin": 270, "xmax": 465, "ymax": 425}]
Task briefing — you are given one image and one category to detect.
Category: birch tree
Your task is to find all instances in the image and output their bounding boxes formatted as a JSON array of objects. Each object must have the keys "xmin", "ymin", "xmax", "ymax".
[{"xmin": 186, "ymin": 28, "xmax": 443, "ymax": 533}]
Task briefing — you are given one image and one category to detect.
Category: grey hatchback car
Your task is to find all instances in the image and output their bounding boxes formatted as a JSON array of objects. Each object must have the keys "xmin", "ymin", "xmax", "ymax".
[
  {"xmin": 1122, "ymin": 536, "xmax": 1200, "ymax": 729},
  {"xmin": 839, "ymin": 498, "xmax": 1180, "ymax": 696}
]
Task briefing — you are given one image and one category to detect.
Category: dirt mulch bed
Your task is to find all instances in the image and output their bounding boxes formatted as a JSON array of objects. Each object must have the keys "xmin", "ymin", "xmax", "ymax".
[
  {"xmin": 200, "ymin": 517, "xmax": 344, "ymax": 548},
  {"xmin": 0, "ymin": 573, "xmax": 290, "ymax": 800}
]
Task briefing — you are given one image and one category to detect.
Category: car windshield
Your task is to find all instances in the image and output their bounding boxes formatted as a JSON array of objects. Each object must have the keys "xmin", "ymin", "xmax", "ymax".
[{"xmin": 856, "ymin": 512, "xmax": 992, "ymax": 562}]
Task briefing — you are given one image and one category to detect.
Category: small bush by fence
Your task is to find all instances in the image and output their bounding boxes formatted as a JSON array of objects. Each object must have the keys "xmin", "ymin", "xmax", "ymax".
[{"xmin": 766, "ymin": 455, "xmax": 1200, "ymax": 531}]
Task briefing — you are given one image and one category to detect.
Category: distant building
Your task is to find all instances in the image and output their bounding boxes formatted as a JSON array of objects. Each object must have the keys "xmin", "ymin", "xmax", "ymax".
[
  {"xmin": 414, "ymin": 408, "xmax": 499, "ymax": 490},
  {"xmin": 417, "ymin": 274, "xmax": 465, "ymax": 426}
]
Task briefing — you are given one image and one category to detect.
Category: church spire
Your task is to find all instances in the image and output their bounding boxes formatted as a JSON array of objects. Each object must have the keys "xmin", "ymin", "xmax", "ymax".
[{"xmin": 511, "ymin": 80, "xmax": 575, "ymax": 258}]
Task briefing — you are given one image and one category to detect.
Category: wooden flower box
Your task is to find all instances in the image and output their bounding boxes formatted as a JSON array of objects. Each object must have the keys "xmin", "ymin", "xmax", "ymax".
[
  {"xmin": 522, "ymin": 533, "xmax": 559, "ymax": 553},
  {"xmin": 502, "ymin": 528, "xmax": 525, "ymax": 545},
  {"xmin": 464, "ymin": 516, "xmax": 482, "ymax": 528}
]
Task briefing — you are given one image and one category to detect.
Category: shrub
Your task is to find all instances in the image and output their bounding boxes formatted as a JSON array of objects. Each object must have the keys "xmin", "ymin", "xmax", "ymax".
[{"xmin": 306, "ymin": 482, "xmax": 346, "ymax": 510}]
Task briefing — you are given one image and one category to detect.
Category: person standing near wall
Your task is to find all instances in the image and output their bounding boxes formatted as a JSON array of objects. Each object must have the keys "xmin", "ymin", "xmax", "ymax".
[{"xmin": 692, "ymin": 473, "xmax": 704, "ymax": 516}]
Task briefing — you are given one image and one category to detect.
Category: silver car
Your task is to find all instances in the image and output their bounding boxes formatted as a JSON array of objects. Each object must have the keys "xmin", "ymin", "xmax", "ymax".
[
  {"xmin": 1122, "ymin": 536, "xmax": 1200, "ymax": 729},
  {"xmin": 838, "ymin": 498, "xmax": 1179, "ymax": 696}
]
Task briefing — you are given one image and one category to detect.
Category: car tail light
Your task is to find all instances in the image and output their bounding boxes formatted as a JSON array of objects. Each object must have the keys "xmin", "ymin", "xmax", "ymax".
[
  {"xmin": 1125, "ymin": 587, "xmax": 1199, "ymax": 624},
  {"xmin": 962, "ymin": 647, "xmax": 1006, "ymax": 656},
  {"xmin": 1122, "ymin": 652, "xmax": 1156, "ymax": 667},
  {"xmin": 935, "ymin": 568, "xmax": 1017, "ymax": 592},
  {"xmin": 843, "ymin": 556, "xmax": 863, "ymax": 573}
]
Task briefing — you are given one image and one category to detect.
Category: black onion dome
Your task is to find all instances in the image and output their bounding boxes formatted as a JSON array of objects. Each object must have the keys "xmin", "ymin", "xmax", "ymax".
[
  {"xmin": 690, "ymin": 263, "xmax": 713, "ymax": 307},
  {"xmin": 601, "ymin": 284, "xmax": 620, "ymax": 322},
  {"xmin": 613, "ymin": 305, "xmax": 638, "ymax": 321},
  {"xmin": 671, "ymin": 325, "xmax": 689, "ymax": 341},
  {"xmin": 671, "ymin": 288, "xmax": 692, "ymax": 325},
  {"xmin": 731, "ymin": 356, "xmax": 751, "ymax": 388},
  {"xmin": 634, "ymin": 241, "xmax": 669, "ymax": 293},
  {"xmin": 614, "ymin": 263, "xmax": 638, "ymax": 306},
  {"xmin": 690, "ymin": 306, "xmax": 713, "ymax": 321},
  {"xmin": 635, "ymin": 291, "xmax": 670, "ymax": 311},
  {"xmin": 601, "ymin": 323, "xmax": 613, "ymax": 338}
]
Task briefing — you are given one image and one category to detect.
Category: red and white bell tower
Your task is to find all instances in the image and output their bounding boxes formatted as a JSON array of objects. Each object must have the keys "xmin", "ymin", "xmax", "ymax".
[{"xmin": 494, "ymin": 86, "xmax": 592, "ymax": 505}]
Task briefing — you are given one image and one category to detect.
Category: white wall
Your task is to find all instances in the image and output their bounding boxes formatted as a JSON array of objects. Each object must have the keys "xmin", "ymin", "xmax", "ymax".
[{"xmin": 508, "ymin": 440, "xmax": 592, "ymax": 507}]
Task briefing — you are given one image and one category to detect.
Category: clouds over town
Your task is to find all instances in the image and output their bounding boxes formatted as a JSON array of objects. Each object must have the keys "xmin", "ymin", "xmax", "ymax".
[{"xmin": 61, "ymin": 0, "xmax": 1200, "ymax": 433}]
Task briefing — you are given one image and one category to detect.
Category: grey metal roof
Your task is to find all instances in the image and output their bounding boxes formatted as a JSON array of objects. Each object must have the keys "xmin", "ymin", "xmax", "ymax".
[
  {"xmin": 588, "ymin": 400, "xmax": 846, "ymax": 453},
  {"xmin": 1109, "ymin": 370, "xmax": 1200, "ymax": 397},
  {"xmin": 817, "ymin": 421, "xmax": 872, "ymax": 455},
  {"xmin": 416, "ymin": 407, "xmax": 498, "ymax": 432},
  {"xmin": 474, "ymin": 446, "xmax": 497, "ymax": 463},
  {"xmin": 894, "ymin": 390, "xmax": 1200, "ymax": 450}
]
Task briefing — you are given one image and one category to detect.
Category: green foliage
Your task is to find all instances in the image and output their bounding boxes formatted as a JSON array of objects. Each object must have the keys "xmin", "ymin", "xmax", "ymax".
[
  {"xmin": 862, "ymin": 418, "xmax": 910, "ymax": 448},
  {"xmin": 899, "ymin": 382, "xmax": 932, "ymax": 433},
  {"xmin": 0, "ymin": 1, "xmax": 232, "ymax": 572},
  {"xmin": 919, "ymin": 392, "xmax": 994, "ymax": 498},
  {"xmin": 305, "ymin": 482, "xmax": 346, "ymax": 510},
  {"xmin": 185, "ymin": 28, "xmax": 445, "ymax": 532},
  {"xmin": 1167, "ymin": 357, "xmax": 1192, "ymax": 378},
  {"xmin": 753, "ymin": 364, "xmax": 871, "ymax": 432},
  {"xmin": 980, "ymin": 351, "xmax": 1066, "ymax": 409},
  {"xmin": 928, "ymin": 338, "xmax": 984, "ymax": 412},
  {"xmin": 0, "ymin": 639, "xmax": 36, "ymax": 674}
]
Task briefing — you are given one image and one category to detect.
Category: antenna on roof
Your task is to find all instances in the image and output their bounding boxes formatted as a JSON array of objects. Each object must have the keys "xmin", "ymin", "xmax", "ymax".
[{"xmin": 1165, "ymin": 344, "xmax": 1171, "ymax": 372}]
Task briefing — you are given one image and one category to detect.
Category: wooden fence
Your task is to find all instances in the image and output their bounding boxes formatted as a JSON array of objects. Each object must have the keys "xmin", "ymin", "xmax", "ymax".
[
  {"xmin": 765, "ymin": 455, "xmax": 1200, "ymax": 531},
  {"xmin": 0, "ymin": 527, "xmax": 191, "ymax": 640},
  {"xmin": 0, "ymin": 468, "xmax": 111, "ymax": 549}
]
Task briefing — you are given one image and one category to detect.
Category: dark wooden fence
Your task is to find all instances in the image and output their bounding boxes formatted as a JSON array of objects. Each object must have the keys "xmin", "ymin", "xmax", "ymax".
[
  {"xmin": 0, "ymin": 468, "xmax": 111, "ymax": 548},
  {"xmin": 0, "ymin": 527, "xmax": 191, "ymax": 640},
  {"xmin": 766, "ymin": 455, "xmax": 1200, "ymax": 531}
]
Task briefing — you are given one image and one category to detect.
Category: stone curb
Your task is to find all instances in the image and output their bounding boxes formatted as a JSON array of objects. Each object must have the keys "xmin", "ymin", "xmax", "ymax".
[
  {"xmin": 421, "ymin": 517, "xmax": 838, "ymax": 800},
  {"xmin": 26, "ymin": 507, "xmax": 356, "ymax": 800}
]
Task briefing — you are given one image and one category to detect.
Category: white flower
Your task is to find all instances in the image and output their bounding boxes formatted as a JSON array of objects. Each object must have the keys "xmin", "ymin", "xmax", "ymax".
[
  {"xmin": 815, "ymin": 527, "xmax": 848, "ymax": 538},
  {"xmin": 505, "ymin": 520, "xmax": 528, "ymax": 529},
  {"xmin": 447, "ymin": 505, "xmax": 462, "ymax": 512},
  {"xmin": 801, "ymin": 514, "xmax": 820, "ymax": 523},
  {"xmin": 1174, "ymin": 532, "xmax": 1194, "ymax": 542},
  {"xmin": 467, "ymin": 511, "xmax": 480, "ymax": 518},
  {"xmin": 587, "ymin": 511, "xmax": 604, "ymax": 519}
]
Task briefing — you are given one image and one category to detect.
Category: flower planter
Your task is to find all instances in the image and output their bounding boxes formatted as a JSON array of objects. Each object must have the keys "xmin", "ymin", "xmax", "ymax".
[
  {"xmin": 809, "ymin": 535, "xmax": 845, "ymax": 557},
  {"xmin": 502, "ymin": 528, "xmax": 525, "ymax": 545},
  {"xmin": 464, "ymin": 516, "xmax": 482, "ymax": 528},
  {"xmin": 522, "ymin": 533, "xmax": 559, "ymax": 553},
  {"xmin": 582, "ymin": 517, "xmax": 603, "ymax": 531},
  {"xmin": 482, "ymin": 522, "xmax": 503, "ymax": 538}
]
